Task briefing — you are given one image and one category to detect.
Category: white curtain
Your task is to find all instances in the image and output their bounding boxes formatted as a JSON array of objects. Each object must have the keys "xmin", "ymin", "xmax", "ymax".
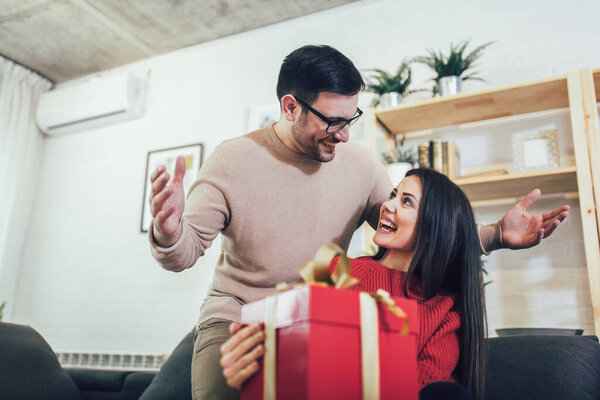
[{"xmin": 0, "ymin": 57, "xmax": 52, "ymax": 321}]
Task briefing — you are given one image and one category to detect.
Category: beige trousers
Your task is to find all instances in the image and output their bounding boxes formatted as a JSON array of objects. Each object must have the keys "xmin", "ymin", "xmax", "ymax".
[{"xmin": 191, "ymin": 318, "xmax": 239, "ymax": 400}]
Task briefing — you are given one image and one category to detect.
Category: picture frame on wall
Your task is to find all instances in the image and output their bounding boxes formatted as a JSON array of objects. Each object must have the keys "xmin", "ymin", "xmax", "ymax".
[
  {"xmin": 512, "ymin": 126, "xmax": 560, "ymax": 172},
  {"xmin": 140, "ymin": 143, "xmax": 203, "ymax": 233},
  {"xmin": 247, "ymin": 101, "xmax": 281, "ymax": 132}
]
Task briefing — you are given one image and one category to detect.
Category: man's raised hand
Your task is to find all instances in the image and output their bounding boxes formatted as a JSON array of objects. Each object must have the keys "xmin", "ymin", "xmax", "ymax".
[{"xmin": 149, "ymin": 155, "xmax": 186, "ymax": 238}]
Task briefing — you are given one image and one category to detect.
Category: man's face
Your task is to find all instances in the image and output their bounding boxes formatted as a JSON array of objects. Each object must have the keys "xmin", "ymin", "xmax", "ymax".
[{"xmin": 290, "ymin": 92, "xmax": 359, "ymax": 162}]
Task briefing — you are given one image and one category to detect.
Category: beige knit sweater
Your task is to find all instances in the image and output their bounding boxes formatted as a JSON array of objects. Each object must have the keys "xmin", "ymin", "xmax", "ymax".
[{"xmin": 150, "ymin": 125, "xmax": 391, "ymax": 323}]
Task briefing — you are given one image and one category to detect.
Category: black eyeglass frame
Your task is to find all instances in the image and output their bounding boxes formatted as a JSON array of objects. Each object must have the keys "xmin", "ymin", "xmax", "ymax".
[{"xmin": 295, "ymin": 97, "xmax": 363, "ymax": 134}]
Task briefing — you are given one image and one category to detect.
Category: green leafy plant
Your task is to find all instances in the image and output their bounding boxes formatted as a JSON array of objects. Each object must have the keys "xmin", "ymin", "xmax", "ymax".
[
  {"xmin": 413, "ymin": 40, "xmax": 493, "ymax": 82},
  {"xmin": 381, "ymin": 146, "xmax": 417, "ymax": 165},
  {"xmin": 0, "ymin": 302, "xmax": 5, "ymax": 321},
  {"xmin": 364, "ymin": 60, "xmax": 414, "ymax": 96},
  {"xmin": 481, "ymin": 258, "xmax": 493, "ymax": 286}
]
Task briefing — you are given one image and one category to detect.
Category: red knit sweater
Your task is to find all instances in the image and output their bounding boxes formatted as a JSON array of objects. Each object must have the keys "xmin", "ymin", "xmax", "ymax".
[{"xmin": 329, "ymin": 256, "xmax": 461, "ymax": 389}]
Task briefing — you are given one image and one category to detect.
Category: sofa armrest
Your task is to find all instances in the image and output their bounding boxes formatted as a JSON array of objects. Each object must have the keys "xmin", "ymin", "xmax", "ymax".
[
  {"xmin": 486, "ymin": 335, "xmax": 600, "ymax": 400},
  {"xmin": 0, "ymin": 322, "xmax": 82, "ymax": 400}
]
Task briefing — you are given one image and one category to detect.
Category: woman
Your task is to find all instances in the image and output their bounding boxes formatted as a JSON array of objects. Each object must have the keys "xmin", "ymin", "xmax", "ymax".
[{"xmin": 220, "ymin": 168, "xmax": 486, "ymax": 400}]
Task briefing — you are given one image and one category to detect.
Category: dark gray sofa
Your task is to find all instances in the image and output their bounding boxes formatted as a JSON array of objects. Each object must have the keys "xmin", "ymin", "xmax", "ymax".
[{"xmin": 1, "ymin": 321, "xmax": 599, "ymax": 400}]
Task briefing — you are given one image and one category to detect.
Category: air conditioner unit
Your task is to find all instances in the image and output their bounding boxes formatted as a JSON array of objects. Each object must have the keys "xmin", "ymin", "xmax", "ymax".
[{"xmin": 36, "ymin": 72, "xmax": 148, "ymax": 136}]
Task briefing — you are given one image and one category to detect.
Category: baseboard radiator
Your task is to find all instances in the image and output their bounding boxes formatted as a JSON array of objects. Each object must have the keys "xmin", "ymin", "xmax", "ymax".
[{"xmin": 56, "ymin": 351, "xmax": 169, "ymax": 371}]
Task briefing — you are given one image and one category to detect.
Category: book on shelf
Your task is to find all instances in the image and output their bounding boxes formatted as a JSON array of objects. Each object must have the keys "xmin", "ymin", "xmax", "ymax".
[
  {"xmin": 418, "ymin": 142, "xmax": 429, "ymax": 169},
  {"xmin": 432, "ymin": 140, "xmax": 443, "ymax": 172},
  {"xmin": 418, "ymin": 140, "xmax": 461, "ymax": 180}
]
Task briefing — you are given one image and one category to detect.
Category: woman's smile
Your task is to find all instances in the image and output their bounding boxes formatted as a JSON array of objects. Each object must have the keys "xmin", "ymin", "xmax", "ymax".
[{"xmin": 378, "ymin": 215, "xmax": 398, "ymax": 233}]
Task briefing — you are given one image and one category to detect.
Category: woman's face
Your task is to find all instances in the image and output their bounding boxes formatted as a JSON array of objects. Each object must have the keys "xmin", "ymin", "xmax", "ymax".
[{"xmin": 373, "ymin": 175, "xmax": 422, "ymax": 258}]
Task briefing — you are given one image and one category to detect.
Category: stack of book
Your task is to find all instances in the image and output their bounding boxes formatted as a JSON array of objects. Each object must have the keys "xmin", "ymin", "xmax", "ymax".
[{"xmin": 418, "ymin": 140, "xmax": 461, "ymax": 180}]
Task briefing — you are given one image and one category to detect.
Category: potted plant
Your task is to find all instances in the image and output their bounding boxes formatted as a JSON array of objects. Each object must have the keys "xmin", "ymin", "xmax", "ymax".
[
  {"xmin": 380, "ymin": 145, "xmax": 417, "ymax": 183},
  {"xmin": 412, "ymin": 40, "xmax": 493, "ymax": 96},
  {"xmin": 481, "ymin": 258, "xmax": 492, "ymax": 286},
  {"xmin": 0, "ymin": 302, "xmax": 5, "ymax": 321},
  {"xmin": 365, "ymin": 60, "xmax": 415, "ymax": 107}
]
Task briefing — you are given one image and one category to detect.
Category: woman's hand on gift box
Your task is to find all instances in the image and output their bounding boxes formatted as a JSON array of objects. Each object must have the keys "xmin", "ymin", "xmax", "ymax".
[{"xmin": 220, "ymin": 322, "xmax": 265, "ymax": 389}]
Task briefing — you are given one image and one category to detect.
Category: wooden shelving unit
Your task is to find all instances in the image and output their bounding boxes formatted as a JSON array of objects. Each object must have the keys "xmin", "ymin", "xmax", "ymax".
[
  {"xmin": 456, "ymin": 166, "xmax": 577, "ymax": 202},
  {"xmin": 367, "ymin": 68, "xmax": 600, "ymax": 335},
  {"xmin": 375, "ymin": 75, "xmax": 570, "ymax": 135},
  {"xmin": 594, "ymin": 68, "xmax": 600, "ymax": 99}
]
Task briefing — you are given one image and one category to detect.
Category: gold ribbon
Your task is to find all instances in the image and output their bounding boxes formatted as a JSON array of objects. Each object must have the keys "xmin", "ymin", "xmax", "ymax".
[
  {"xmin": 263, "ymin": 295, "xmax": 277, "ymax": 400},
  {"xmin": 359, "ymin": 289, "xmax": 411, "ymax": 400},
  {"xmin": 360, "ymin": 292, "xmax": 380, "ymax": 400},
  {"xmin": 371, "ymin": 289, "xmax": 411, "ymax": 337},
  {"xmin": 298, "ymin": 243, "xmax": 360, "ymax": 289},
  {"xmin": 262, "ymin": 244, "xmax": 409, "ymax": 400}
]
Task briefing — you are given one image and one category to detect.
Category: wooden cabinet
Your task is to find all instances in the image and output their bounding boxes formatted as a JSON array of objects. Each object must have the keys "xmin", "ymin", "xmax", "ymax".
[{"xmin": 364, "ymin": 68, "xmax": 600, "ymax": 335}]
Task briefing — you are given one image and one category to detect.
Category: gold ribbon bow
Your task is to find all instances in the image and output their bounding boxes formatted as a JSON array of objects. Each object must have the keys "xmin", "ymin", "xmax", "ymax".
[
  {"xmin": 263, "ymin": 244, "xmax": 409, "ymax": 400},
  {"xmin": 371, "ymin": 289, "xmax": 411, "ymax": 337},
  {"xmin": 298, "ymin": 243, "xmax": 360, "ymax": 289}
]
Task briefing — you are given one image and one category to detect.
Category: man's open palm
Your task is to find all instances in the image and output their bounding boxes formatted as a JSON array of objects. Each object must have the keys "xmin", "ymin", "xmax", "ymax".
[
  {"xmin": 501, "ymin": 189, "xmax": 569, "ymax": 249},
  {"xmin": 149, "ymin": 155, "xmax": 186, "ymax": 237}
]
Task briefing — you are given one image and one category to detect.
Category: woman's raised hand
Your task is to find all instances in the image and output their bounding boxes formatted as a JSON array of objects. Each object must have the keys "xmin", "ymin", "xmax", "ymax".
[
  {"xmin": 220, "ymin": 322, "xmax": 265, "ymax": 389},
  {"xmin": 501, "ymin": 188, "xmax": 569, "ymax": 249}
]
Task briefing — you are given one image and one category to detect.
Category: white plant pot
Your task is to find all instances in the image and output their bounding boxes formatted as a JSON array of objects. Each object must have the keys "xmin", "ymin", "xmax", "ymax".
[
  {"xmin": 386, "ymin": 162, "xmax": 413, "ymax": 185},
  {"xmin": 437, "ymin": 76, "xmax": 462, "ymax": 96},
  {"xmin": 379, "ymin": 92, "xmax": 403, "ymax": 108}
]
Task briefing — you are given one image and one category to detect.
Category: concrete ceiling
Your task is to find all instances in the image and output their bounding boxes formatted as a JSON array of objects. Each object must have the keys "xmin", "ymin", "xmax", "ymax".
[{"xmin": 0, "ymin": 0, "xmax": 359, "ymax": 83}]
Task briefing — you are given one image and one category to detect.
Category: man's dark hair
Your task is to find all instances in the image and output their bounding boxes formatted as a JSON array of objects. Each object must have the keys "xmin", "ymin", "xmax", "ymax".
[{"xmin": 276, "ymin": 45, "xmax": 365, "ymax": 105}]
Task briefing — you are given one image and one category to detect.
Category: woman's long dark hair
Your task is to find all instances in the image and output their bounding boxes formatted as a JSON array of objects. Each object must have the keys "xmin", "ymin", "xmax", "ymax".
[{"xmin": 376, "ymin": 168, "xmax": 487, "ymax": 400}]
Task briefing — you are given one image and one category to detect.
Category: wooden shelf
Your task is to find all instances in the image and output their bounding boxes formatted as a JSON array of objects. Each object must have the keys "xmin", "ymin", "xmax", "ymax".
[
  {"xmin": 375, "ymin": 75, "xmax": 570, "ymax": 135},
  {"xmin": 594, "ymin": 68, "xmax": 600, "ymax": 100},
  {"xmin": 456, "ymin": 166, "xmax": 578, "ymax": 202}
]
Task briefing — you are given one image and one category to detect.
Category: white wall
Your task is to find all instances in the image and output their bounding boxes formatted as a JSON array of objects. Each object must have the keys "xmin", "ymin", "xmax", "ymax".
[{"xmin": 11, "ymin": 0, "xmax": 600, "ymax": 353}]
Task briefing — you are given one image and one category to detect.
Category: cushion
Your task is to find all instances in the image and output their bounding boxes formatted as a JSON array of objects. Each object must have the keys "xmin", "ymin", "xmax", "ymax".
[
  {"xmin": 66, "ymin": 370, "xmax": 155, "ymax": 400},
  {"xmin": 122, "ymin": 372, "xmax": 156, "ymax": 394},
  {"xmin": 66, "ymin": 369, "xmax": 155, "ymax": 400},
  {"xmin": 138, "ymin": 329, "xmax": 194, "ymax": 400},
  {"xmin": 67, "ymin": 369, "xmax": 132, "ymax": 392},
  {"xmin": 486, "ymin": 335, "xmax": 600, "ymax": 400},
  {"xmin": 0, "ymin": 322, "xmax": 82, "ymax": 400}
]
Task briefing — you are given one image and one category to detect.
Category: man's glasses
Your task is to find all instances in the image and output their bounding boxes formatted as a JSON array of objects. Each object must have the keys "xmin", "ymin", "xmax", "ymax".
[{"xmin": 295, "ymin": 97, "xmax": 363, "ymax": 134}]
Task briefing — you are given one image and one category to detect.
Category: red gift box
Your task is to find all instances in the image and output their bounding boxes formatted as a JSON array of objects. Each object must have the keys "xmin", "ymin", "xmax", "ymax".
[{"xmin": 240, "ymin": 284, "xmax": 419, "ymax": 400}]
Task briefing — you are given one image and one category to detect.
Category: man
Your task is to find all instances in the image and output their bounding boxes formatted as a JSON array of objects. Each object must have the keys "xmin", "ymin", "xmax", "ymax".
[{"xmin": 148, "ymin": 45, "xmax": 568, "ymax": 399}]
